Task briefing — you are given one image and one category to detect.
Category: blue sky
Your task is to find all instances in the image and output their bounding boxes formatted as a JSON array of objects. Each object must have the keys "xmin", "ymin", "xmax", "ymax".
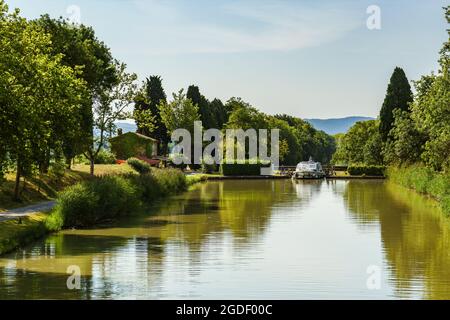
[{"xmin": 5, "ymin": 0, "xmax": 448, "ymax": 118}]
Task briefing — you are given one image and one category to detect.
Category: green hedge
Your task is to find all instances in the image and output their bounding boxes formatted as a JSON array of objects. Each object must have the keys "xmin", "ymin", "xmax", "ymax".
[
  {"xmin": 127, "ymin": 157, "xmax": 151, "ymax": 174},
  {"xmin": 347, "ymin": 165, "xmax": 385, "ymax": 176},
  {"xmin": 220, "ymin": 160, "xmax": 271, "ymax": 176},
  {"xmin": 94, "ymin": 150, "xmax": 117, "ymax": 164},
  {"xmin": 386, "ymin": 165, "xmax": 450, "ymax": 215},
  {"xmin": 45, "ymin": 168, "xmax": 187, "ymax": 229}
]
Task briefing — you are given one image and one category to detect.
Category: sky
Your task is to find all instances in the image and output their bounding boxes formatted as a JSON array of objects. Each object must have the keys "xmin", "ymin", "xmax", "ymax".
[{"xmin": 5, "ymin": 0, "xmax": 448, "ymax": 119}]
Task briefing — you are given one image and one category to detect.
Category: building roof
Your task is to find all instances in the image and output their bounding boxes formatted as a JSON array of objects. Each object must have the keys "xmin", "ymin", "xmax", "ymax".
[{"xmin": 109, "ymin": 131, "xmax": 159, "ymax": 142}]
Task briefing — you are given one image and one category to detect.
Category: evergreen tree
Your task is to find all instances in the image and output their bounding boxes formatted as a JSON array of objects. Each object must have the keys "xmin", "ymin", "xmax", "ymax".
[
  {"xmin": 135, "ymin": 76, "xmax": 169, "ymax": 152},
  {"xmin": 379, "ymin": 67, "xmax": 413, "ymax": 141},
  {"xmin": 210, "ymin": 98, "xmax": 228, "ymax": 129},
  {"xmin": 187, "ymin": 85, "xmax": 216, "ymax": 129}
]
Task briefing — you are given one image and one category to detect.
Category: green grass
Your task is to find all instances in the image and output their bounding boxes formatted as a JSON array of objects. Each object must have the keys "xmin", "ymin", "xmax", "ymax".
[
  {"xmin": 0, "ymin": 170, "xmax": 90, "ymax": 212},
  {"xmin": 0, "ymin": 164, "xmax": 136, "ymax": 212},
  {"xmin": 387, "ymin": 165, "xmax": 450, "ymax": 215},
  {"xmin": 0, "ymin": 213, "xmax": 48, "ymax": 255},
  {"xmin": 46, "ymin": 168, "xmax": 206, "ymax": 230},
  {"xmin": 1, "ymin": 166, "xmax": 209, "ymax": 255},
  {"xmin": 72, "ymin": 163, "xmax": 135, "ymax": 176}
]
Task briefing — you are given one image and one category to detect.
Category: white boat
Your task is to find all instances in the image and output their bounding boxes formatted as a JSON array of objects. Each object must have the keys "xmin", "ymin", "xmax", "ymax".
[{"xmin": 292, "ymin": 157, "xmax": 325, "ymax": 179}]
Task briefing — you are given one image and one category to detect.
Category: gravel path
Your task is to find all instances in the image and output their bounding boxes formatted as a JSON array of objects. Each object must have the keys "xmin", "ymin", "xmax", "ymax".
[{"xmin": 0, "ymin": 201, "xmax": 55, "ymax": 222}]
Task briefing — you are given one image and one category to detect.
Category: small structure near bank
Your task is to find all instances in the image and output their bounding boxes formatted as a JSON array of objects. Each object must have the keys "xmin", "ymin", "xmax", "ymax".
[{"xmin": 109, "ymin": 131, "xmax": 159, "ymax": 164}]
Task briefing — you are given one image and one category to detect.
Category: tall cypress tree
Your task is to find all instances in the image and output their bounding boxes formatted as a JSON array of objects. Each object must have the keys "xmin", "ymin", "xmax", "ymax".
[
  {"xmin": 379, "ymin": 67, "xmax": 413, "ymax": 141},
  {"xmin": 186, "ymin": 85, "xmax": 216, "ymax": 129},
  {"xmin": 135, "ymin": 75, "xmax": 169, "ymax": 152}
]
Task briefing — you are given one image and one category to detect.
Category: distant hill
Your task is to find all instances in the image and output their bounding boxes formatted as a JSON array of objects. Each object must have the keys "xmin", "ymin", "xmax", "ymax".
[
  {"xmin": 114, "ymin": 117, "xmax": 375, "ymax": 137},
  {"xmin": 115, "ymin": 121, "xmax": 137, "ymax": 134},
  {"xmin": 305, "ymin": 116, "xmax": 375, "ymax": 135}
]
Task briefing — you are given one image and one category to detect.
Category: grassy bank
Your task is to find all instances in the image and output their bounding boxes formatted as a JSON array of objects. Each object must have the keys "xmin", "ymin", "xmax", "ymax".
[
  {"xmin": 45, "ymin": 168, "xmax": 207, "ymax": 230},
  {"xmin": 0, "ymin": 164, "xmax": 135, "ymax": 212},
  {"xmin": 0, "ymin": 213, "xmax": 48, "ymax": 255},
  {"xmin": 386, "ymin": 166, "xmax": 450, "ymax": 215},
  {"xmin": 0, "ymin": 166, "xmax": 208, "ymax": 255},
  {"xmin": 0, "ymin": 170, "xmax": 89, "ymax": 211}
]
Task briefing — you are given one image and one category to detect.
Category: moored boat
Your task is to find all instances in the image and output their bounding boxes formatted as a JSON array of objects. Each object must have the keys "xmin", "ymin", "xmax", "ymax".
[{"xmin": 292, "ymin": 157, "xmax": 325, "ymax": 179}]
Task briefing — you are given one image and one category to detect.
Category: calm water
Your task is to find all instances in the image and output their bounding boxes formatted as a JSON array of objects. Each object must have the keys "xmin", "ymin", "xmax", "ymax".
[{"xmin": 0, "ymin": 179, "xmax": 449, "ymax": 299}]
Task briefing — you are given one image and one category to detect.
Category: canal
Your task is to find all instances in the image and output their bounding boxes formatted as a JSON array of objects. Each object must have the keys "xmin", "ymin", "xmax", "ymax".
[{"xmin": 0, "ymin": 179, "xmax": 449, "ymax": 299}]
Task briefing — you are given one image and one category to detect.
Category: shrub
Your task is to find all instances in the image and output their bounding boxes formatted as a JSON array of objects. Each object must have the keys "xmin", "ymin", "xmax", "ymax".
[
  {"xmin": 94, "ymin": 149, "xmax": 117, "ymax": 164},
  {"xmin": 152, "ymin": 168, "xmax": 187, "ymax": 195},
  {"xmin": 46, "ymin": 168, "xmax": 190, "ymax": 229},
  {"xmin": 220, "ymin": 160, "xmax": 271, "ymax": 176},
  {"xmin": 347, "ymin": 165, "xmax": 385, "ymax": 176},
  {"xmin": 127, "ymin": 157, "xmax": 151, "ymax": 174},
  {"xmin": 186, "ymin": 174, "xmax": 208, "ymax": 186},
  {"xmin": 386, "ymin": 165, "xmax": 450, "ymax": 215},
  {"xmin": 201, "ymin": 156, "xmax": 218, "ymax": 174},
  {"xmin": 48, "ymin": 161, "xmax": 66, "ymax": 180},
  {"xmin": 49, "ymin": 175, "xmax": 141, "ymax": 228}
]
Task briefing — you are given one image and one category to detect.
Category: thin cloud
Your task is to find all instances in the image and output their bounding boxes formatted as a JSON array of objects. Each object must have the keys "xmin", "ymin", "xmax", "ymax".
[{"xmin": 130, "ymin": 0, "xmax": 362, "ymax": 55}]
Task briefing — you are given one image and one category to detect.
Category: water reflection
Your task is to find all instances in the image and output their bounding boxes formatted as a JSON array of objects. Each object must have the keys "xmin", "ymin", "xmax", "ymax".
[
  {"xmin": 340, "ymin": 180, "xmax": 450, "ymax": 299},
  {"xmin": 0, "ymin": 179, "xmax": 449, "ymax": 299}
]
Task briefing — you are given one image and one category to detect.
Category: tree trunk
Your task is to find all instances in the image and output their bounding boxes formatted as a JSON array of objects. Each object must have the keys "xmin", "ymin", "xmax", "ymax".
[
  {"xmin": 14, "ymin": 160, "xmax": 21, "ymax": 201},
  {"xmin": 90, "ymin": 157, "xmax": 95, "ymax": 176}
]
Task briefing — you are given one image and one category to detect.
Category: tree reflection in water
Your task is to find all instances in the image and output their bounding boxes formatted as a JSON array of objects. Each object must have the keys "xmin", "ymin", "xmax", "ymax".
[{"xmin": 340, "ymin": 180, "xmax": 450, "ymax": 299}]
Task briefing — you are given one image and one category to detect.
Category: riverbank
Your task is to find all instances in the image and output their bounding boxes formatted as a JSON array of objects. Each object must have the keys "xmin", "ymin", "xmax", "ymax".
[
  {"xmin": 0, "ymin": 164, "xmax": 136, "ymax": 212},
  {"xmin": 0, "ymin": 213, "xmax": 48, "ymax": 256},
  {"xmin": 0, "ymin": 169, "xmax": 207, "ymax": 256},
  {"xmin": 386, "ymin": 166, "xmax": 450, "ymax": 215}
]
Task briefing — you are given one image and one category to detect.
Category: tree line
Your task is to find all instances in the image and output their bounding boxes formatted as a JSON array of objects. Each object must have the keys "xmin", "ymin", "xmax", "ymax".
[
  {"xmin": 0, "ymin": 2, "xmax": 136, "ymax": 199},
  {"xmin": 134, "ymin": 79, "xmax": 336, "ymax": 166},
  {"xmin": 333, "ymin": 6, "xmax": 449, "ymax": 173},
  {"xmin": 0, "ymin": 1, "xmax": 335, "ymax": 201}
]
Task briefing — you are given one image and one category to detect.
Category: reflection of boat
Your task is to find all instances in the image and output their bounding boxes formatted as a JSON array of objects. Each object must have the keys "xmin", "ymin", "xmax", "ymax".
[{"xmin": 292, "ymin": 157, "xmax": 325, "ymax": 179}]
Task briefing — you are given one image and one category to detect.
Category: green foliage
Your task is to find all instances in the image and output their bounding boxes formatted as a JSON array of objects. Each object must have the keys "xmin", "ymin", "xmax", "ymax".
[
  {"xmin": 201, "ymin": 155, "xmax": 218, "ymax": 174},
  {"xmin": 220, "ymin": 160, "xmax": 271, "ymax": 176},
  {"xmin": 386, "ymin": 165, "xmax": 450, "ymax": 214},
  {"xmin": 135, "ymin": 76, "xmax": 168, "ymax": 149},
  {"xmin": 133, "ymin": 76, "xmax": 166, "ymax": 144},
  {"xmin": 379, "ymin": 67, "xmax": 413, "ymax": 141},
  {"xmin": 410, "ymin": 71, "xmax": 450, "ymax": 171},
  {"xmin": 133, "ymin": 98, "xmax": 156, "ymax": 136},
  {"xmin": 87, "ymin": 62, "xmax": 138, "ymax": 174},
  {"xmin": 46, "ymin": 168, "xmax": 188, "ymax": 228},
  {"xmin": 0, "ymin": 3, "xmax": 90, "ymax": 198},
  {"xmin": 34, "ymin": 14, "xmax": 117, "ymax": 164},
  {"xmin": 48, "ymin": 161, "xmax": 67, "ymax": 180},
  {"xmin": 127, "ymin": 157, "xmax": 151, "ymax": 175},
  {"xmin": 382, "ymin": 109, "xmax": 425, "ymax": 165},
  {"xmin": 347, "ymin": 165, "xmax": 386, "ymax": 176},
  {"xmin": 48, "ymin": 175, "xmax": 140, "ymax": 228},
  {"xmin": 159, "ymin": 89, "xmax": 201, "ymax": 135},
  {"xmin": 94, "ymin": 149, "xmax": 116, "ymax": 164},
  {"xmin": 332, "ymin": 120, "xmax": 383, "ymax": 165},
  {"xmin": 384, "ymin": 8, "xmax": 450, "ymax": 171},
  {"xmin": 187, "ymin": 85, "xmax": 217, "ymax": 129},
  {"xmin": 152, "ymin": 168, "xmax": 187, "ymax": 195},
  {"xmin": 210, "ymin": 98, "xmax": 228, "ymax": 129},
  {"xmin": 1, "ymin": 214, "xmax": 48, "ymax": 255}
]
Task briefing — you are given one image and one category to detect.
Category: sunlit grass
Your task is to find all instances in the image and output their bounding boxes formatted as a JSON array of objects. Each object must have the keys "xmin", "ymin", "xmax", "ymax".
[
  {"xmin": 72, "ymin": 163, "xmax": 134, "ymax": 176},
  {"xmin": 0, "ymin": 212, "xmax": 48, "ymax": 255}
]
